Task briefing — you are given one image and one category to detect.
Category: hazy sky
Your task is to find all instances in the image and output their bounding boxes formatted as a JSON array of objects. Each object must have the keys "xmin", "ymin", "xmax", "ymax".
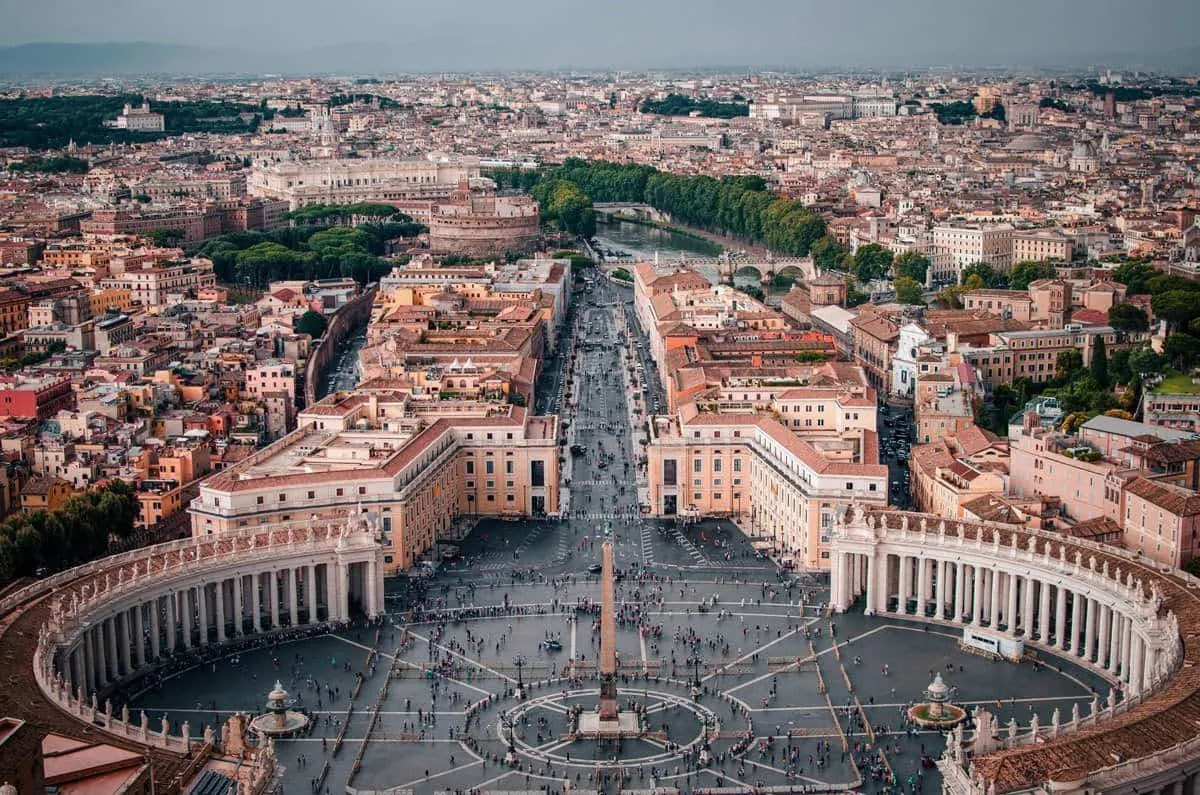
[{"xmin": 2, "ymin": 0, "xmax": 1197, "ymax": 69}]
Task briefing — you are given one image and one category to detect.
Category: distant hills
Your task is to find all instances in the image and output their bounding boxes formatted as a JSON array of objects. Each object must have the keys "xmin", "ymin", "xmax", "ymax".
[{"xmin": 0, "ymin": 40, "xmax": 1197, "ymax": 77}]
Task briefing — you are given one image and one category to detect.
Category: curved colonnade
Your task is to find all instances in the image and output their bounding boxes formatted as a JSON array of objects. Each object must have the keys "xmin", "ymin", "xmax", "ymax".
[
  {"xmin": 19, "ymin": 515, "xmax": 385, "ymax": 764},
  {"xmin": 830, "ymin": 507, "xmax": 1200, "ymax": 795}
]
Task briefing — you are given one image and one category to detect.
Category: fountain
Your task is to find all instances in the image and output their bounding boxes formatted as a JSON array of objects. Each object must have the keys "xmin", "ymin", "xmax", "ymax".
[
  {"xmin": 907, "ymin": 672, "xmax": 967, "ymax": 728},
  {"xmin": 248, "ymin": 680, "xmax": 309, "ymax": 738}
]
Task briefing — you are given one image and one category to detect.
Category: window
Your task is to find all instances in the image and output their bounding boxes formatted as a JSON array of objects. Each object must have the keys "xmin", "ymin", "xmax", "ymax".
[
  {"xmin": 466, "ymin": 481, "xmax": 474, "ymax": 488},
  {"xmin": 693, "ymin": 459, "xmax": 703, "ymax": 473},
  {"xmin": 358, "ymin": 486, "xmax": 367, "ymax": 495},
  {"xmin": 336, "ymin": 488, "xmax": 344, "ymax": 497},
  {"xmin": 733, "ymin": 459, "xmax": 742, "ymax": 472},
  {"xmin": 256, "ymin": 496, "xmax": 264, "ymax": 505},
  {"xmin": 846, "ymin": 482, "xmax": 854, "ymax": 490},
  {"xmin": 486, "ymin": 461, "xmax": 494, "ymax": 475},
  {"xmin": 531, "ymin": 460, "xmax": 545, "ymax": 488},
  {"xmin": 487, "ymin": 480, "xmax": 495, "ymax": 488},
  {"xmin": 506, "ymin": 494, "xmax": 515, "ymax": 502},
  {"xmin": 307, "ymin": 491, "xmax": 315, "ymax": 500},
  {"xmin": 466, "ymin": 461, "xmax": 474, "ymax": 474},
  {"xmin": 694, "ymin": 492, "xmax": 702, "ymax": 500},
  {"xmin": 663, "ymin": 460, "xmax": 677, "ymax": 486},
  {"xmin": 278, "ymin": 493, "xmax": 286, "ymax": 502},
  {"xmin": 713, "ymin": 459, "xmax": 723, "ymax": 473},
  {"xmin": 505, "ymin": 460, "xmax": 514, "ymax": 475}
]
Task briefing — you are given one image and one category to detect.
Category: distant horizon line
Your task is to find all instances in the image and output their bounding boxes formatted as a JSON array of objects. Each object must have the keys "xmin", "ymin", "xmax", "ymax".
[{"xmin": 0, "ymin": 39, "xmax": 1194, "ymax": 77}]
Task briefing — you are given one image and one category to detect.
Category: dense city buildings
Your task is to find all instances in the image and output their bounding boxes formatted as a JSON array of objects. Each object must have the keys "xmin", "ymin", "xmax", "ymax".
[{"xmin": 3, "ymin": 52, "xmax": 1200, "ymax": 795}]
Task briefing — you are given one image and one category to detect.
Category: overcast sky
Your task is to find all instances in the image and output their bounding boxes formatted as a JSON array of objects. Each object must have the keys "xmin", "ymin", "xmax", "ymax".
[{"xmin": 2, "ymin": 0, "xmax": 1197, "ymax": 70}]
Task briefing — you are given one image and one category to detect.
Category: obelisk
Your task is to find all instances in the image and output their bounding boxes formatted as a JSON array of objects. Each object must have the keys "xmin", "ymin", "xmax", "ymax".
[{"xmin": 598, "ymin": 540, "xmax": 618, "ymax": 720}]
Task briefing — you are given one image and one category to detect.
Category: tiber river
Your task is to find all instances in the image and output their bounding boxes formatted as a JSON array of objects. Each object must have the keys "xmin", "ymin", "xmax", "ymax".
[{"xmin": 592, "ymin": 218, "xmax": 781, "ymax": 298}]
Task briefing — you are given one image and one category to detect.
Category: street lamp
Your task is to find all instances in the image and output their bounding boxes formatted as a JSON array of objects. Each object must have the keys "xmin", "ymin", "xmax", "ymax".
[
  {"xmin": 691, "ymin": 656, "xmax": 703, "ymax": 699},
  {"xmin": 513, "ymin": 654, "xmax": 527, "ymax": 699}
]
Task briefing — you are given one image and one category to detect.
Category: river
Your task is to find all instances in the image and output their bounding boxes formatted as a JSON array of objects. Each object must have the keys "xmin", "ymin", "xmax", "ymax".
[{"xmin": 592, "ymin": 219, "xmax": 780, "ymax": 299}]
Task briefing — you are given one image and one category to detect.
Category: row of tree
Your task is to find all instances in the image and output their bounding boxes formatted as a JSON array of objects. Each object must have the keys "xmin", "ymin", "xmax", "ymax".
[
  {"xmin": 7, "ymin": 155, "xmax": 90, "ymax": 174},
  {"xmin": 520, "ymin": 159, "xmax": 827, "ymax": 257},
  {"xmin": 195, "ymin": 217, "xmax": 424, "ymax": 289},
  {"xmin": 0, "ymin": 480, "xmax": 140, "ymax": 588}
]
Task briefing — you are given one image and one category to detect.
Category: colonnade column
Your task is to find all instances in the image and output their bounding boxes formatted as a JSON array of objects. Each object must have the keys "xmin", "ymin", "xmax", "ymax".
[
  {"xmin": 989, "ymin": 568, "xmax": 1001, "ymax": 627},
  {"xmin": 269, "ymin": 570, "xmax": 280, "ymax": 629},
  {"xmin": 972, "ymin": 566, "xmax": 984, "ymax": 626},
  {"xmin": 1070, "ymin": 591, "xmax": 1083, "ymax": 654},
  {"xmin": 1084, "ymin": 598, "xmax": 1097, "ymax": 661},
  {"xmin": 1036, "ymin": 581, "xmax": 1050, "ymax": 640},
  {"xmin": 252, "ymin": 573, "xmax": 263, "ymax": 632},
  {"xmin": 863, "ymin": 555, "xmax": 876, "ymax": 616},
  {"xmin": 181, "ymin": 590, "xmax": 192, "ymax": 649},
  {"xmin": 133, "ymin": 603, "xmax": 145, "ymax": 668},
  {"xmin": 1005, "ymin": 573, "xmax": 1019, "ymax": 633},
  {"xmin": 1054, "ymin": 586, "xmax": 1068, "ymax": 650},
  {"xmin": 1021, "ymin": 576, "xmax": 1035, "ymax": 637},
  {"xmin": 233, "ymin": 573, "xmax": 244, "ymax": 636},
  {"xmin": 149, "ymin": 597, "xmax": 160, "ymax": 660},
  {"xmin": 288, "ymin": 568, "xmax": 299, "ymax": 626},
  {"xmin": 307, "ymin": 564, "xmax": 317, "ymax": 622},
  {"xmin": 898, "ymin": 555, "xmax": 911, "ymax": 615},
  {"xmin": 215, "ymin": 578, "xmax": 227, "ymax": 643},
  {"xmin": 198, "ymin": 583, "xmax": 209, "ymax": 646},
  {"xmin": 81, "ymin": 629, "xmax": 94, "ymax": 694},
  {"xmin": 103, "ymin": 617, "xmax": 116, "ymax": 683},
  {"xmin": 1130, "ymin": 633, "xmax": 1145, "ymax": 694},
  {"xmin": 1108, "ymin": 611, "xmax": 1123, "ymax": 676},
  {"xmin": 1097, "ymin": 604, "xmax": 1112, "ymax": 668},
  {"xmin": 953, "ymin": 563, "xmax": 965, "ymax": 622},
  {"xmin": 935, "ymin": 559, "xmax": 947, "ymax": 620}
]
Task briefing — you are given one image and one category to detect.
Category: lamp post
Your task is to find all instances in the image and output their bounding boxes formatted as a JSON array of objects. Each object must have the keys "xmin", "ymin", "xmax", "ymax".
[
  {"xmin": 691, "ymin": 655, "xmax": 703, "ymax": 699},
  {"xmin": 513, "ymin": 654, "xmax": 527, "ymax": 699}
]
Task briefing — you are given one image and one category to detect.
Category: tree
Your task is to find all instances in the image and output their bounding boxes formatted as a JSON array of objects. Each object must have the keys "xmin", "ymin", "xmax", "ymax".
[
  {"xmin": 811, "ymin": 235, "xmax": 846, "ymax": 272},
  {"xmin": 960, "ymin": 262, "xmax": 1008, "ymax": 289},
  {"xmin": 894, "ymin": 276, "xmax": 925, "ymax": 305},
  {"xmin": 1009, "ymin": 260, "xmax": 1059, "ymax": 290},
  {"xmin": 1164, "ymin": 333, "xmax": 1200, "ymax": 370},
  {"xmin": 1152, "ymin": 290, "xmax": 1200, "ymax": 331},
  {"xmin": 892, "ymin": 251, "xmax": 930, "ymax": 283},
  {"xmin": 935, "ymin": 283, "xmax": 969, "ymax": 309},
  {"xmin": 1056, "ymin": 349, "xmax": 1084, "ymax": 381},
  {"xmin": 852, "ymin": 244, "xmax": 893, "ymax": 283},
  {"xmin": 1128, "ymin": 347, "xmax": 1165, "ymax": 377},
  {"xmin": 1108, "ymin": 302, "xmax": 1149, "ymax": 332},
  {"xmin": 295, "ymin": 310, "xmax": 328, "ymax": 338},
  {"xmin": 1112, "ymin": 259, "xmax": 1158, "ymax": 295},
  {"xmin": 147, "ymin": 227, "xmax": 185, "ymax": 247},
  {"xmin": 1090, "ymin": 335, "xmax": 1109, "ymax": 388}
]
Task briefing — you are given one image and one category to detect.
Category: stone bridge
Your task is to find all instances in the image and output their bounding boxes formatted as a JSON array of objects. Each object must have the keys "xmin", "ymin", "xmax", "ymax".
[{"xmin": 593, "ymin": 203, "xmax": 672, "ymax": 224}]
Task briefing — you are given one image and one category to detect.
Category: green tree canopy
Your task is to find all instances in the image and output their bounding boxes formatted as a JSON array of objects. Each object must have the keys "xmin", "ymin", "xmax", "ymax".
[
  {"xmin": 1112, "ymin": 259, "xmax": 1157, "ymax": 295},
  {"xmin": 1108, "ymin": 302, "xmax": 1149, "ymax": 332},
  {"xmin": 1056, "ymin": 349, "xmax": 1084, "ymax": 381},
  {"xmin": 1152, "ymin": 290, "xmax": 1200, "ymax": 331},
  {"xmin": 961, "ymin": 262, "xmax": 1008, "ymax": 289},
  {"xmin": 892, "ymin": 251, "xmax": 930, "ymax": 283},
  {"xmin": 1090, "ymin": 335, "xmax": 1109, "ymax": 388},
  {"xmin": 894, "ymin": 276, "xmax": 925, "ymax": 305},
  {"xmin": 852, "ymin": 244, "xmax": 894, "ymax": 282},
  {"xmin": 295, "ymin": 309, "xmax": 328, "ymax": 338},
  {"xmin": 1009, "ymin": 260, "xmax": 1059, "ymax": 290}
]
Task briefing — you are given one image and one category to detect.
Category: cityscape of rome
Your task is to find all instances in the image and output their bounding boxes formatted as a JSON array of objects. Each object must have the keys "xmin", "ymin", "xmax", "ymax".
[{"xmin": 0, "ymin": 1, "xmax": 1199, "ymax": 793}]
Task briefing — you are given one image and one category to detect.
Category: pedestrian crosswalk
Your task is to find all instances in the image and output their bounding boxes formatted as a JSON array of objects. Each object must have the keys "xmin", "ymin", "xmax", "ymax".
[
  {"xmin": 640, "ymin": 523, "xmax": 656, "ymax": 565},
  {"xmin": 671, "ymin": 527, "xmax": 713, "ymax": 566},
  {"xmin": 567, "ymin": 512, "xmax": 640, "ymax": 520}
]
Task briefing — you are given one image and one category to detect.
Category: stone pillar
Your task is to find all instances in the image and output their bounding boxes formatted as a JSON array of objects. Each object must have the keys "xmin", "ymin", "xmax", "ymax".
[
  {"xmin": 955, "ymin": 564, "xmax": 964, "ymax": 624},
  {"xmin": 1122, "ymin": 615, "xmax": 1134, "ymax": 682},
  {"xmin": 233, "ymin": 573, "xmax": 244, "ymax": 636},
  {"xmin": 82, "ymin": 629, "xmax": 94, "ymax": 694},
  {"xmin": 1108, "ymin": 611, "xmax": 1123, "ymax": 676},
  {"xmin": 1021, "ymin": 576, "xmax": 1035, "ymax": 637},
  {"xmin": 133, "ymin": 603, "xmax": 145, "ymax": 669},
  {"xmin": 898, "ymin": 555, "xmax": 911, "ymax": 615},
  {"xmin": 197, "ymin": 583, "xmax": 209, "ymax": 646},
  {"xmin": 934, "ymin": 559, "xmax": 945, "ymax": 619},
  {"xmin": 864, "ymin": 554, "xmax": 877, "ymax": 616},
  {"xmin": 252, "ymin": 572, "xmax": 263, "ymax": 633},
  {"xmin": 269, "ymin": 570, "xmax": 280, "ymax": 629},
  {"xmin": 117, "ymin": 614, "xmax": 131, "ymax": 677},
  {"xmin": 972, "ymin": 565, "xmax": 984, "ymax": 626},
  {"xmin": 215, "ymin": 578, "xmax": 227, "ymax": 643},
  {"xmin": 1005, "ymin": 573, "xmax": 1019, "ymax": 633},
  {"xmin": 989, "ymin": 568, "xmax": 1001, "ymax": 627},
  {"xmin": 1097, "ymin": 604, "xmax": 1112, "ymax": 668},
  {"xmin": 1084, "ymin": 598, "xmax": 1097, "ymax": 662},
  {"xmin": 1071, "ymin": 590, "xmax": 1084, "ymax": 654},
  {"xmin": 102, "ymin": 617, "xmax": 116, "ymax": 683},
  {"xmin": 1130, "ymin": 633, "xmax": 1145, "ymax": 694},
  {"xmin": 288, "ymin": 568, "xmax": 299, "ymax": 626},
  {"xmin": 1055, "ymin": 586, "xmax": 1068, "ymax": 650},
  {"xmin": 149, "ymin": 597, "xmax": 160, "ymax": 660},
  {"xmin": 180, "ymin": 589, "xmax": 192, "ymax": 650},
  {"xmin": 1037, "ymin": 580, "xmax": 1050, "ymax": 641}
]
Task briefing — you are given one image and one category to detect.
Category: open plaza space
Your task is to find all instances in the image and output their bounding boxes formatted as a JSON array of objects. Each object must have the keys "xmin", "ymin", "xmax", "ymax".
[{"xmin": 119, "ymin": 281, "xmax": 1110, "ymax": 794}]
